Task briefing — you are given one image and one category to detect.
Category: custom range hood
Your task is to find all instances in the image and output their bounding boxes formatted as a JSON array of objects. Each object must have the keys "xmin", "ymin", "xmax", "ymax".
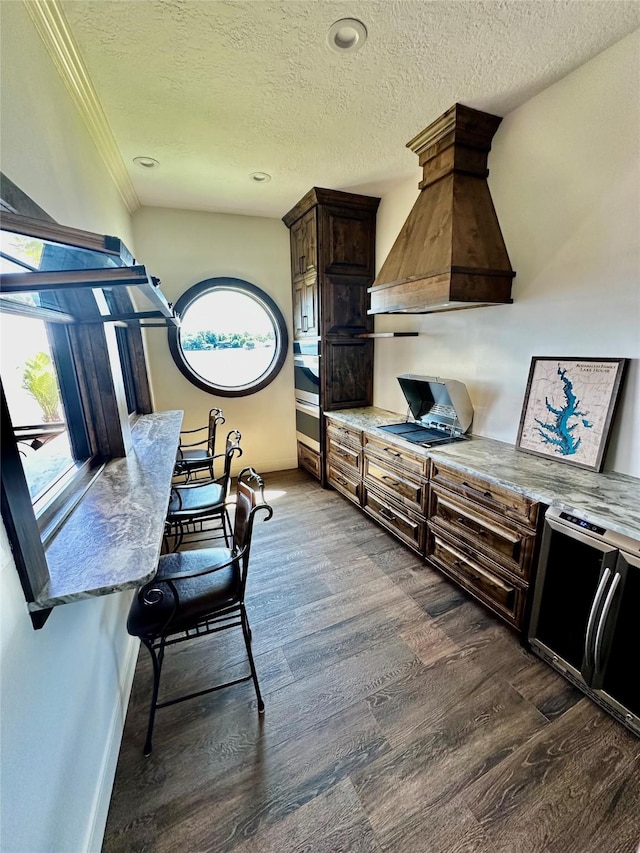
[{"xmin": 369, "ymin": 103, "xmax": 515, "ymax": 314}]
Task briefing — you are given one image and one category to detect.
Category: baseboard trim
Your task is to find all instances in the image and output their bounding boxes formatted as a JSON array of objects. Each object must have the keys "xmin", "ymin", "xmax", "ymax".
[
  {"xmin": 84, "ymin": 632, "xmax": 140, "ymax": 853},
  {"xmin": 231, "ymin": 457, "xmax": 299, "ymax": 477}
]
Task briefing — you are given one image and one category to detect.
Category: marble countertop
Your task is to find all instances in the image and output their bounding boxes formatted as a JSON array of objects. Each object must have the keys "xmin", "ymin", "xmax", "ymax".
[
  {"xmin": 33, "ymin": 410, "xmax": 183, "ymax": 610},
  {"xmin": 325, "ymin": 407, "xmax": 640, "ymax": 542}
]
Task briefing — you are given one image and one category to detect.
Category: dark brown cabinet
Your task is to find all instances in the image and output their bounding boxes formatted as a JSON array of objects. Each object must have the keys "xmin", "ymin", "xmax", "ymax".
[
  {"xmin": 426, "ymin": 461, "xmax": 541, "ymax": 630},
  {"xmin": 284, "ymin": 188, "xmax": 379, "ymax": 481},
  {"xmin": 362, "ymin": 435, "xmax": 428, "ymax": 553}
]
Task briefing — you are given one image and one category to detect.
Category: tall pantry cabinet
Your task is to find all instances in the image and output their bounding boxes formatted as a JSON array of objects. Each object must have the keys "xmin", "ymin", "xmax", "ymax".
[{"xmin": 283, "ymin": 187, "xmax": 380, "ymax": 482}]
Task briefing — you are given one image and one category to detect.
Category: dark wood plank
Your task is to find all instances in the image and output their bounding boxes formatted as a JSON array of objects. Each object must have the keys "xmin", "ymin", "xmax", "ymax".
[
  {"xmin": 227, "ymin": 779, "xmax": 382, "ymax": 853},
  {"xmin": 105, "ymin": 701, "xmax": 389, "ymax": 853},
  {"xmin": 434, "ymin": 598, "xmax": 536, "ymax": 680},
  {"xmin": 464, "ymin": 699, "xmax": 640, "ymax": 853},
  {"xmin": 353, "ymin": 680, "xmax": 547, "ymax": 850},
  {"xmin": 281, "ymin": 592, "xmax": 425, "ymax": 680},
  {"xmin": 509, "ymin": 659, "xmax": 583, "ymax": 721}
]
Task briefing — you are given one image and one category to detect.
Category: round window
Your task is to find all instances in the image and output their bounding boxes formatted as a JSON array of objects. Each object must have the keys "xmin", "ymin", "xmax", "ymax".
[{"xmin": 168, "ymin": 278, "xmax": 289, "ymax": 396}]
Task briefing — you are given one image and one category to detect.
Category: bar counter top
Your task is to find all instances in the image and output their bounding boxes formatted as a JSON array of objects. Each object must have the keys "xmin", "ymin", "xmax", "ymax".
[{"xmin": 33, "ymin": 410, "xmax": 183, "ymax": 610}]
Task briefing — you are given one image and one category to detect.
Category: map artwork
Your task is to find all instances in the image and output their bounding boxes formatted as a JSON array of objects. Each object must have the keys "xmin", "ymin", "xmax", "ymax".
[{"xmin": 516, "ymin": 357, "xmax": 626, "ymax": 472}]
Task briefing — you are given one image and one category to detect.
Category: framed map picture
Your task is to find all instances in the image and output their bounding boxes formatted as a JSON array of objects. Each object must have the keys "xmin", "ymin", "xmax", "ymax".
[{"xmin": 516, "ymin": 357, "xmax": 627, "ymax": 472}]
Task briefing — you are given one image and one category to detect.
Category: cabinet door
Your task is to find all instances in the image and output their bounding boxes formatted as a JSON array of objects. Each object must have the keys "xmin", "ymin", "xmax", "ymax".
[
  {"xmin": 321, "ymin": 207, "xmax": 376, "ymax": 277},
  {"xmin": 292, "ymin": 273, "xmax": 319, "ymax": 338},
  {"xmin": 292, "ymin": 279, "xmax": 305, "ymax": 338},
  {"xmin": 529, "ymin": 519, "xmax": 619, "ymax": 673},
  {"xmin": 598, "ymin": 550, "xmax": 640, "ymax": 722},
  {"xmin": 291, "ymin": 210, "xmax": 317, "ymax": 280},
  {"xmin": 301, "ymin": 273, "xmax": 319, "ymax": 337},
  {"xmin": 323, "ymin": 339, "xmax": 373, "ymax": 409},
  {"xmin": 322, "ymin": 274, "xmax": 373, "ymax": 336}
]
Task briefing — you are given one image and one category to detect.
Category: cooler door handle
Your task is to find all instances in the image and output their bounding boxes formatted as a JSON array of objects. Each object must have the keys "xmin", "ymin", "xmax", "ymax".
[
  {"xmin": 593, "ymin": 571, "xmax": 621, "ymax": 674},
  {"xmin": 584, "ymin": 568, "xmax": 611, "ymax": 667}
]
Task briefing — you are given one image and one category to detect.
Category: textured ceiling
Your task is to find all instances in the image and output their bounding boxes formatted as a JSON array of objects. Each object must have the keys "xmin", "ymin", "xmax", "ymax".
[{"xmin": 60, "ymin": 0, "xmax": 640, "ymax": 219}]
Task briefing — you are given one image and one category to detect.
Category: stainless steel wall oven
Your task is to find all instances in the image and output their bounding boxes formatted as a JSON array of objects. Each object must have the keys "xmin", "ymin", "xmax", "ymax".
[
  {"xmin": 294, "ymin": 342, "xmax": 320, "ymax": 452},
  {"xmin": 528, "ymin": 507, "xmax": 640, "ymax": 736}
]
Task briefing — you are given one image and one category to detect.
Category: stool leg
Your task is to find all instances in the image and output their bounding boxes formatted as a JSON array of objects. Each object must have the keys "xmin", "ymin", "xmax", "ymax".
[
  {"xmin": 142, "ymin": 638, "xmax": 165, "ymax": 757},
  {"xmin": 241, "ymin": 606, "xmax": 264, "ymax": 713}
]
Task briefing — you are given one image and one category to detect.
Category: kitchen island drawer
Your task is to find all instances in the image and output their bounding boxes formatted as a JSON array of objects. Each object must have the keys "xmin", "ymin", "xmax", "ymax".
[
  {"xmin": 426, "ymin": 526, "xmax": 526, "ymax": 628},
  {"xmin": 363, "ymin": 432, "xmax": 428, "ymax": 478},
  {"xmin": 326, "ymin": 433, "xmax": 361, "ymax": 472},
  {"xmin": 428, "ymin": 483, "xmax": 536, "ymax": 579},
  {"xmin": 363, "ymin": 486, "xmax": 425, "ymax": 552},
  {"xmin": 429, "ymin": 460, "xmax": 539, "ymax": 528},
  {"xmin": 326, "ymin": 459, "xmax": 361, "ymax": 504},
  {"xmin": 363, "ymin": 456, "xmax": 426, "ymax": 514},
  {"xmin": 326, "ymin": 419, "xmax": 362, "ymax": 449}
]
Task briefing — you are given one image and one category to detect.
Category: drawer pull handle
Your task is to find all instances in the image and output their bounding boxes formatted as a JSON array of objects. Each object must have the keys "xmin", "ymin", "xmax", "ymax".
[
  {"xmin": 382, "ymin": 475, "xmax": 400, "ymax": 486},
  {"xmin": 336, "ymin": 448, "xmax": 348, "ymax": 456},
  {"xmin": 462, "ymin": 481, "xmax": 492, "ymax": 499},
  {"xmin": 379, "ymin": 507, "xmax": 396, "ymax": 522},
  {"xmin": 383, "ymin": 447, "xmax": 401, "ymax": 457},
  {"xmin": 455, "ymin": 516, "xmax": 487, "ymax": 537},
  {"xmin": 336, "ymin": 476, "xmax": 348, "ymax": 486}
]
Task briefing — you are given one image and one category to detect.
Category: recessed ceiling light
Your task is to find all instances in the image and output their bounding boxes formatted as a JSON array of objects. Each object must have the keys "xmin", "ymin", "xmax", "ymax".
[
  {"xmin": 250, "ymin": 172, "xmax": 271, "ymax": 183},
  {"xmin": 327, "ymin": 18, "xmax": 367, "ymax": 53},
  {"xmin": 133, "ymin": 156, "xmax": 159, "ymax": 169}
]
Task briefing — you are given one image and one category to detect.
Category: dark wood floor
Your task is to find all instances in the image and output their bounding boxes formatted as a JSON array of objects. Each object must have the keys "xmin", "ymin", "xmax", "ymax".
[{"xmin": 103, "ymin": 469, "xmax": 640, "ymax": 853}]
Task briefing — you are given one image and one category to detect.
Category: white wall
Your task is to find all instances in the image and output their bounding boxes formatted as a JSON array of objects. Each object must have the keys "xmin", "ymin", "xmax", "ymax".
[
  {"xmin": 132, "ymin": 206, "xmax": 297, "ymax": 474},
  {"xmin": 0, "ymin": 5, "xmax": 138, "ymax": 851},
  {"xmin": 373, "ymin": 30, "xmax": 640, "ymax": 477}
]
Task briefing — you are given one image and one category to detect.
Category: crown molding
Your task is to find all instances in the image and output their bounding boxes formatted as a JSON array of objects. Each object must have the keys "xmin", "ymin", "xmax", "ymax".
[{"xmin": 24, "ymin": 0, "xmax": 140, "ymax": 214}]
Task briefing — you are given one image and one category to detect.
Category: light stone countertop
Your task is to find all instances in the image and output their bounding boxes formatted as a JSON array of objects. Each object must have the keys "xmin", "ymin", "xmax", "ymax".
[
  {"xmin": 326, "ymin": 407, "xmax": 640, "ymax": 542},
  {"xmin": 33, "ymin": 410, "xmax": 183, "ymax": 610}
]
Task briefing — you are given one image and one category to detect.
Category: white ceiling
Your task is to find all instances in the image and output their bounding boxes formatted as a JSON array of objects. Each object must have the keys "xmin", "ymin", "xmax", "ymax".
[{"xmin": 59, "ymin": 0, "xmax": 640, "ymax": 219}]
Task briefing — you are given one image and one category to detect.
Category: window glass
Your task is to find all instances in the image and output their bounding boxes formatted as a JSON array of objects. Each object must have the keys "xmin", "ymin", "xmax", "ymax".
[
  {"xmin": 0, "ymin": 228, "xmax": 120, "ymax": 272},
  {"xmin": 168, "ymin": 278, "xmax": 288, "ymax": 396},
  {"xmin": 115, "ymin": 325, "xmax": 137, "ymax": 415},
  {"xmin": 0, "ymin": 313, "xmax": 75, "ymax": 501}
]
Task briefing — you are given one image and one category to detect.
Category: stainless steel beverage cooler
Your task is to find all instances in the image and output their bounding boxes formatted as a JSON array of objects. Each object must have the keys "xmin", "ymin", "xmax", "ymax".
[{"xmin": 528, "ymin": 507, "xmax": 640, "ymax": 737}]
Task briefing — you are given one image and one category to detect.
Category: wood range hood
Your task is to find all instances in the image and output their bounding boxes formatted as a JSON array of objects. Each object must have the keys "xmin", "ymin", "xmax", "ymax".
[{"xmin": 369, "ymin": 103, "xmax": 515, "ymax": 314}]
